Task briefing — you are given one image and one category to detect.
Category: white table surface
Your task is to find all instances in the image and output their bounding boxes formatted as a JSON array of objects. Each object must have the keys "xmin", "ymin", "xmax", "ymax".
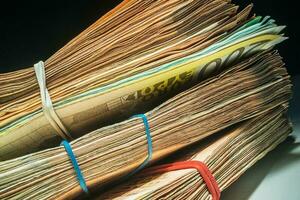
[{"xmin": 222, "ymin": 75, "xmax": 300, "ymax": 200}]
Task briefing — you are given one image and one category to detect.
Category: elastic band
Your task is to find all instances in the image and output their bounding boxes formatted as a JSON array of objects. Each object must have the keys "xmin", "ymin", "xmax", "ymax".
[
  {"xmin": 144, "ymin": 161, "xmax": 220, "ymax": 200},
  {"xmin": 34, "ymin": 61, "xmax": 72, "ymax": 140},
  {"xmin": 128, "ymin": 114, "xmax": 153, "ymax": 176},
  {"xmin": 61, "ymin": 140, "xmax": 89, "ymax": 194}
]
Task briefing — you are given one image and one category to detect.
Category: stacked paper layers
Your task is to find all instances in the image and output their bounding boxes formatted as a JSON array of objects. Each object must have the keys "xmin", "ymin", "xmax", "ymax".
[
  {"xmin": 97, "ymin": 106, "xmax": 292, "ymax": 199},
  {"xmin": 0, "ymin": 50, "xmax": 292, "ymax": 200},
  {"xmin": 0, "ymin": 0, "xmax": 293, "ymax": 199},
  {"xmin": 0, "ymin": 0, "xmax": 287, "ymax": 160}
]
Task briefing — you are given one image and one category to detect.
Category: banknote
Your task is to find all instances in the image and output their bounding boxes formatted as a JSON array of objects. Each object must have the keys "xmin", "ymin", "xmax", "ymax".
[{"xmin": 0, "ymin": 50, "xmax": 292, "ymax": 199}]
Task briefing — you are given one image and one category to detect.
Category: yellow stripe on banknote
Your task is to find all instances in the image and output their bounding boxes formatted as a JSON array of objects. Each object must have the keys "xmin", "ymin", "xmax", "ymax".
[{"xmin": 78, "ymin": 34, "xmax": 280, "ymax": 103}]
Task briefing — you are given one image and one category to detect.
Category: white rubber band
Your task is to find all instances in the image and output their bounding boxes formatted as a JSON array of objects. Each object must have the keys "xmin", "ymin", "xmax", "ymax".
[{"xmin": 34, "ymin": 61, "xmax": 73, "ymax": 140}]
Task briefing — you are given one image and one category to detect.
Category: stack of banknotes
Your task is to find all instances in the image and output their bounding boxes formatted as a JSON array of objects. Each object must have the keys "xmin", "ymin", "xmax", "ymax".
[{"xmin": 0, "ymin": 0, "xmax": 293, "ymax": 199}]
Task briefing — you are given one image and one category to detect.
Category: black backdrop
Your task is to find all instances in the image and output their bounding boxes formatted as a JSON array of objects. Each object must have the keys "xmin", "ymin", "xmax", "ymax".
[{"xmin": 0, "ymin": 0, "xmax": 299, "ymax": 75}]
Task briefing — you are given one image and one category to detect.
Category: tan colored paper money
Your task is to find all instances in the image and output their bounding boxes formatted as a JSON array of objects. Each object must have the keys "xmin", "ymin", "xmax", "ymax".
[
  {"xmin": 97, "ymin": 106, "xmax": 292, "ymax": 199},
  {"xmin": 0, "ymin": 50, "xmax": 292, "ymax": 200},
  {"xmin": 0, "ymin": 0, "xmax": 286, "ymax": 160}
]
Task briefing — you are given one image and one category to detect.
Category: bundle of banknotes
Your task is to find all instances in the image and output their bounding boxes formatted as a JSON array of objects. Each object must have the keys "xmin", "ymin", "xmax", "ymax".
[
  {"xmin": 0, "ymin": 0, "xmax": 293, "ymax": 199},
  {"xmin": 97, "ymin": 106, "xmax": 292, "ymax": 199}
]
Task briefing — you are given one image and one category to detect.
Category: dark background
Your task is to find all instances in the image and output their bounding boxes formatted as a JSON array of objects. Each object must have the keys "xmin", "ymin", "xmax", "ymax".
[{"xmin": 0, "ymin": 0, "xmax": 299, "ymax": 75}]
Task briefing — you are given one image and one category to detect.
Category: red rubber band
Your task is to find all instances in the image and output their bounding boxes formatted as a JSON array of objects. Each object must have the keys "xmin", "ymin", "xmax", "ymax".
[{"xmin": 144, "ymin": 161, "xmax": 220, "ymax": 200}]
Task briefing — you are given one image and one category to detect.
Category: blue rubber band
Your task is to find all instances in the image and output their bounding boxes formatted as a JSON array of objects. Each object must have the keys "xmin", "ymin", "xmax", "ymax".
[
  {"xmin": 61, "ymin": 140, "xmax": 89, "ymax": 194},
  {"xmin": 61, "ymin": 114, "xmax": 152, "ymax": 191},
  {"xmin": 128, "ymin": 114, "xmax": 153, "ymax": 176}
]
